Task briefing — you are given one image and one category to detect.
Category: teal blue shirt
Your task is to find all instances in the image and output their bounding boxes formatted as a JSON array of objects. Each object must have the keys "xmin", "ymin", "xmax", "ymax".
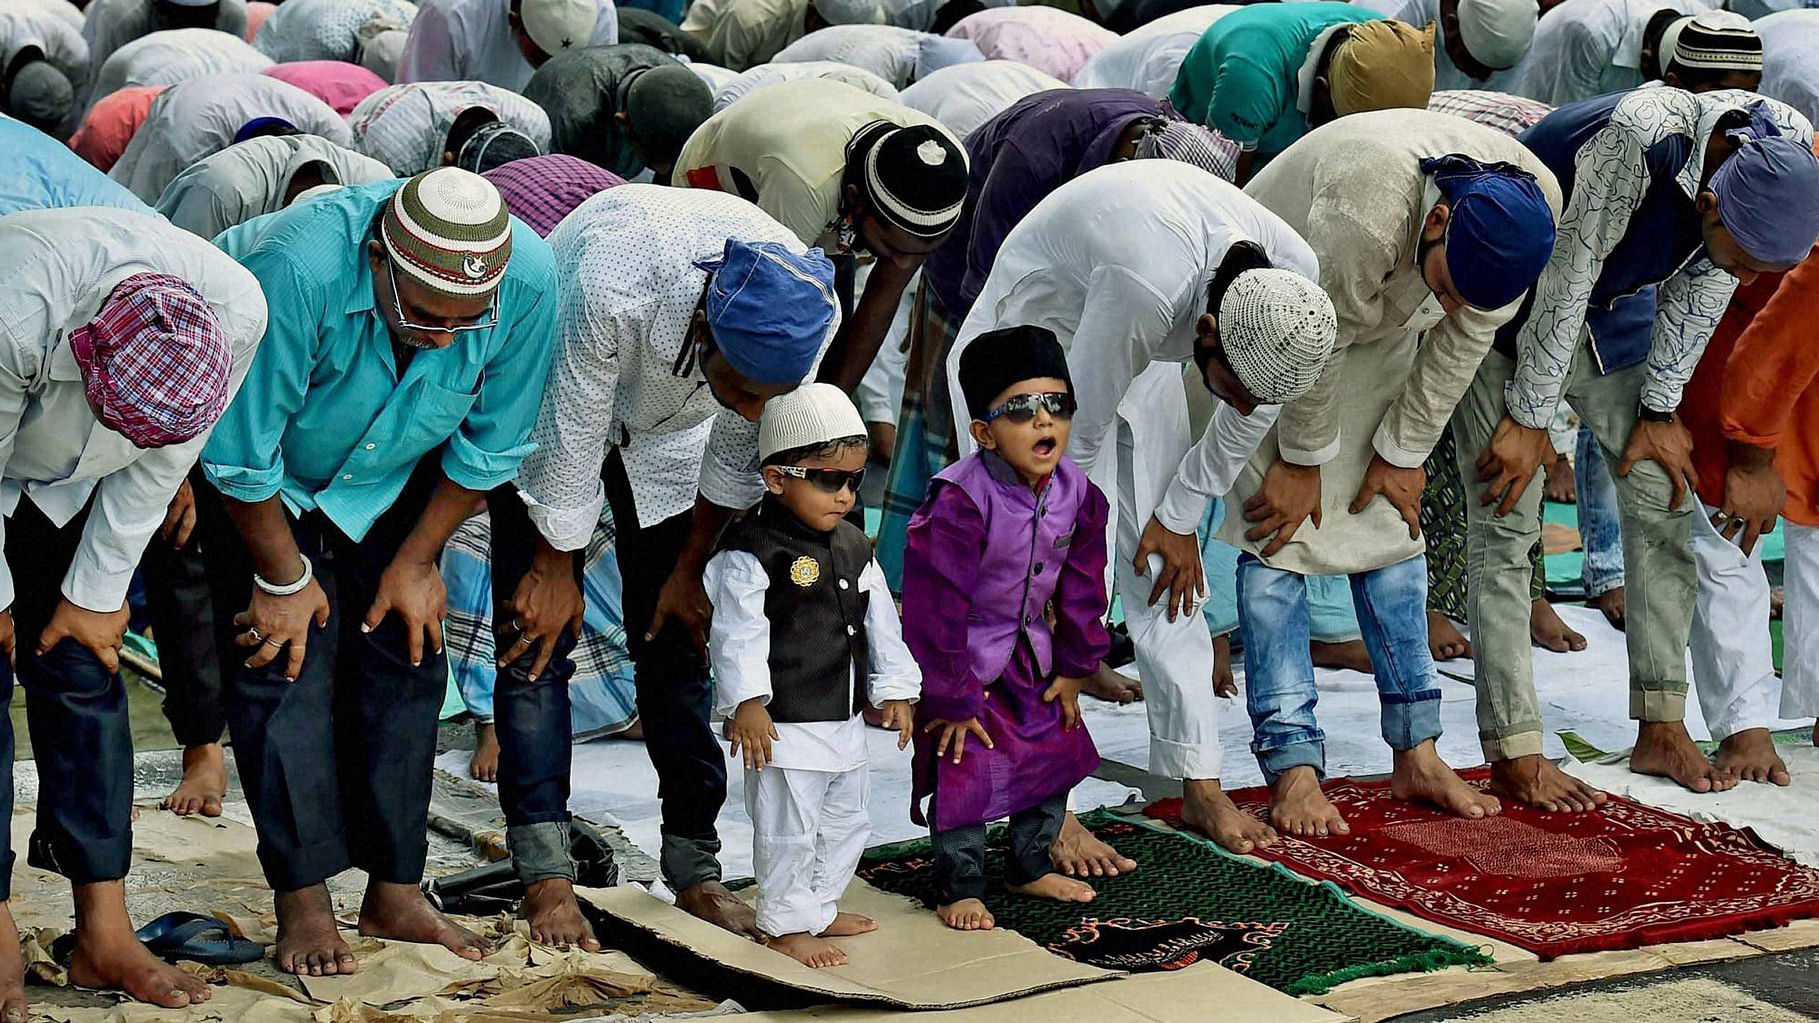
[
  {"xmin": 201, "ymin": 181, "xmax": 558, "ymax": 541},
  {"xmin": 1168, "ymin": 3, "xmax": 1385, "ymax": 159},
  {"xmin": 0, "ymin": 116, "xmax": 151, "ymax": 216}
]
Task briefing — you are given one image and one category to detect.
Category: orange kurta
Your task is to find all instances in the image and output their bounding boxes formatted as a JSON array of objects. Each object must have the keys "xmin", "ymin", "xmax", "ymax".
[{"xmin": 1683, "ymin": 248, "xmax": 1819, "ymax": 528}]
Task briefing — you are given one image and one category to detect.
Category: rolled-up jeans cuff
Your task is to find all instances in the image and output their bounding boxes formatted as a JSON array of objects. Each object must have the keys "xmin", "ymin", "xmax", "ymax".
[
  {"xmin": 661, "ymin": 833, "xmax": 722, "ymax": 892},
  {"xmin": 1382, "ymin": 693, "xmax": 1443, "ymax": 752},
  {"xmin": 1630, "ymin": 686, "xmax": 1687, "ymax": 723},
  {"xmin": 1151, "ymin": 734, "xmax": 1222, "ymax": 782},
  {"xmin": 1481, "ymin": 729, "xmax": 1544, "ymax": 762},
  {"xmin": 508, "ymin": 821, "xmax": 576, "ymax": 885},
  {"xmin": 1257, "ymin": 739, "xmax": 1323, "ymax": 784}
]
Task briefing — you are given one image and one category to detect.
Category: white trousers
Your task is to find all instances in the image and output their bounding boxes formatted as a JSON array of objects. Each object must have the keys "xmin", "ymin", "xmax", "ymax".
[
  {"xmin": 1689, "ymin": 508, "xmax": 1819, "ymax": 732},
  {"xmin": 746, "ymin": 765, "xmax": 872, "ymax": 938},
  {"xmin": 1101, "ymin": 367, "xmax": 1223, "ymax": 781}
]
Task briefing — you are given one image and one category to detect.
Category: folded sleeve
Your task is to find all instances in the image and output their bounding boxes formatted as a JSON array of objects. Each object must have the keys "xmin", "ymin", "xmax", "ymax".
[
  {"xmin": 1374, "ymin": 300, "xmax": 1510, "ymax": 468},
  {"xmin": 200, "ymin": 251, "xmax": 314, "ymax": 503},
  {"xmin": 1155, "ymin": 401, "xmax": 1279, "ymax": 534}
]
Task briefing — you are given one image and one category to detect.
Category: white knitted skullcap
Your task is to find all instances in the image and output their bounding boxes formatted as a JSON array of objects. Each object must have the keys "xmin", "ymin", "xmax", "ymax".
[
  {"xmin": 1456, "ymin": 0, "xmax": 1537, "ymax": 72},
  {"xmin": 759, "ymin": 383, "xmax": 868, "ymax": 462},
  {"xmin": 1218, "ymin": 269, "xmax": 1337, "ymax": 404},
  {"xmin": 522, "ymin": 0, "xmax": 600, "ymax": 57}
]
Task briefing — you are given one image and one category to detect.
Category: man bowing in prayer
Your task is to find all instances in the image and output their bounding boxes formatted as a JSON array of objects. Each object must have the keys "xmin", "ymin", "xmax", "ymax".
[
  {"xmin": 1459, "ymin": 87, "xmax": 1819, "ymax": 809},
  {"xmin": 947, "ymin": 159, "xmax": 1338, "ymax": 856},
  {"xmin": 1230, "ymin": 107, "xmax": 1561, "ymax": 836},
  {"xmin": 0, "ymin": 206, "xmax": 265, "ymax": 1013},
  {"xmin": 197, "ymin": 168, "xmax": 558, "ymax": 975},
  {"xmin": 507, "ymin": 185, "xmax": 840, "ymax": 938}
]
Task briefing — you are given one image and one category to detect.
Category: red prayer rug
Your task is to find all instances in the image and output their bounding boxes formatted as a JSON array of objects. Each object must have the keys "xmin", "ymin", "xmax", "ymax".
[{"xmin": 1146, "ymin": 768, "xmax": 1819, "ymax": 960}]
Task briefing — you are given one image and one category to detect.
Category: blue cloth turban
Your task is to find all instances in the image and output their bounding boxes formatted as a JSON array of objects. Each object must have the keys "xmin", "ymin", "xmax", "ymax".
[
  {"xmin": 1710, "ymin": 131, "xmax": 1819, "ymax": 269},
  {"xmin": 693, "ymin": 239, "xmax": 839, "ymax": 385},
  {"xmin": 1421, "ymin": 154, "xmax": 1556, "ymax": 310}
]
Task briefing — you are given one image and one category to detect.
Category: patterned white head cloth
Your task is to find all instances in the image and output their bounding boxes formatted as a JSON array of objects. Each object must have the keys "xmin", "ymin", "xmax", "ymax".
[
  {"xmin": 1134, "ymin": 118, "xmax": 1239, "ymax": 183},
  {"xmin": 1217, "ymin": 268, "xmax": 1336, "ymax": 404}
]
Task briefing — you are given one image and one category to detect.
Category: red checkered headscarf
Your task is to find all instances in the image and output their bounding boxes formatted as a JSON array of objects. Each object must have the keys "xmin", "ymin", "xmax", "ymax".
[{"xmin": 68, "ymin": 274, "xmax": 233, "ymax": 448}]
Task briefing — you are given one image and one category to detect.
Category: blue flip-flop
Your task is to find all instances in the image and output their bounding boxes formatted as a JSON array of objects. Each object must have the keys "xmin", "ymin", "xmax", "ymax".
[{"xmin": 133, "ymin": 912, "xmax": 266, "ymax": 966}]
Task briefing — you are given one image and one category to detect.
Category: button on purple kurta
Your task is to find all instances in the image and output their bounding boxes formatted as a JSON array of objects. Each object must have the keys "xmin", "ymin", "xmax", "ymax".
[{"xmin": 903, "ymin": 451, "xmax": 1111, "ymax": 831}]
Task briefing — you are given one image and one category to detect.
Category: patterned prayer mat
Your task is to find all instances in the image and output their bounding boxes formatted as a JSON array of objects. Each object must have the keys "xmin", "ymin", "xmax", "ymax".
[
  {"xmin": 855, "ymin": 811, "xmax": 1490, "ymax": 995},
  {"xmin": 1146, "ymin": 768, "xmax": 1819, "ymax": 960}
]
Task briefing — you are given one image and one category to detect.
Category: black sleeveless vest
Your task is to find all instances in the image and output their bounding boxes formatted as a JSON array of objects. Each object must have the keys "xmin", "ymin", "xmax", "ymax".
[{"xmin": 716, "ymin": 498, "xmax": 872, "ymax": 722}]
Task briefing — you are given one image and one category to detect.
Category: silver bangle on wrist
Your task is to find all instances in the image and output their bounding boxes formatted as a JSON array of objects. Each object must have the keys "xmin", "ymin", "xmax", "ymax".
[{"xmin": 254, "ymin": 554, "xmax": 313, "ymax": 597}]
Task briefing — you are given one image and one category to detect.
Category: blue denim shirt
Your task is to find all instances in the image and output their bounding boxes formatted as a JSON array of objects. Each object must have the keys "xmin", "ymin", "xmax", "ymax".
[{"xmin": 201, "ymin": 181, "xmax": 558, "ymax": 541}]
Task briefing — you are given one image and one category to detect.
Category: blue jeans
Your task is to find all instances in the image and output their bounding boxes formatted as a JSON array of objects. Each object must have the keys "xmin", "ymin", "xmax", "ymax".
[
  {"xmin": 1236, "ymin": 553, "xmax": 1444, "ymax": 780},
  {"xmin": 1576, "ymin": 425, "xmax": 1626, "ymax": 596},
  {"xmin": 1201, "ymin": 500, "xmax": 1361, "ymax": 641}
]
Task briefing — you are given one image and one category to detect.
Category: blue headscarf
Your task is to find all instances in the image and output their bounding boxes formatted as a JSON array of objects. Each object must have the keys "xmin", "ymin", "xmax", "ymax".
[
  {"xmin": 693, "ymin": 239, "xmax": 839, "ymax": 385},
  {"xmin": 1420, "ymin": 155, "xmax": 1556, "ymax": 310},
  {"xmin": 1709, "ymin": 132, "xmax": 1819, "ymax": 268}
]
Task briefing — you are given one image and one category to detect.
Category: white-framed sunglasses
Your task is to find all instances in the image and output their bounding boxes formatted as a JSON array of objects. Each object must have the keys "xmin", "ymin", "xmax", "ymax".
[{"xmin": 385, "ymin": 258, "xmax": 499, "ymax": 335}]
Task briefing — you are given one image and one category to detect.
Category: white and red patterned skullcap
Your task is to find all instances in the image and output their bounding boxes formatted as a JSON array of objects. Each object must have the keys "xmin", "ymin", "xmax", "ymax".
[{"xmin": 69, "ymin": 273, "xmax": 232, "ymax": 448}]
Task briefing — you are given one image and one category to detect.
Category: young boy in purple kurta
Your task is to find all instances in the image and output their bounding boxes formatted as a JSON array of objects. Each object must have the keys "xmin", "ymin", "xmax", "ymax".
[{"xmin": 903, "ymin": 325, "xmax": 1112, "ymax": 931}]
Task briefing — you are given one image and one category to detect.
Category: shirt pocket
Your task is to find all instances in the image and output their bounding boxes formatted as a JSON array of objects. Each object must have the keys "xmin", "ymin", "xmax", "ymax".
[{"xmin": 411, "ymin": 380, "xmax": 482, "ymax": 444}]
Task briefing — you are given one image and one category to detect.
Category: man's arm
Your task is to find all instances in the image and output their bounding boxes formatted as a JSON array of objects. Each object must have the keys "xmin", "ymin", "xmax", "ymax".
[
  {"xmin": 1376, "ymin": 301, "xmax": 1509, "ymax": 468},
  {"xmin": 516, "ymin": 287, "xmax": 628, "ymax": 552},
  {"xmin": 1049, "ymin": 264, "xmax": 1178, "ymax": 475},
  {"xmin": 1640, "ymin": 256, "xmax": 1739, "ymax": 416},
  {"xmin": 1506, "ymin": 119, "xmax": 1650, "ymax": 428},
  {"xmin": 1722, "ymin": 255, "xmax": 1819, "ymax": 452},
  {"xmin": 818, "ymin": 252, "xmax": 919, "ymax": 392},
  {"xmin": 441, "ymin": 257, "xmax": 560, "ymax": 494}
]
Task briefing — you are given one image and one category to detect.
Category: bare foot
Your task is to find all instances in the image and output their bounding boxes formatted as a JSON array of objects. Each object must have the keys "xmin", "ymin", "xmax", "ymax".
[
  {"xmin": 1390, "ymin": 741, "xmax": 1501, "ymax": 819},
  {"xmin": 67, "ymin": 882, "xmax": 211, "ymax": 1007},
  {"xmin": 1631, "ymin": 721, "xmax": 1736, "ymax": 793},
  {"xmin": 1267, "ymin": 767, "xmax": 1349, "ymax": 838},
  {"xmin": 1006, "ymin": 873, "xmax": 1096, "ymax": 903},
  {"xmin": 1050, "ymin": 812, "xmax": 1136, "ymax": 877},
  {"xmin": 1590, "ymin": 586, "xmax": 1626, "ymax": 631},
  {"xmin": 676, "ymin": 881, "xmax": 763, "ymax": 941},
  {"xmin": 0, "ymin": 905, "xmax": 28, "ymax": 1023},
  {"xmin": 1488, "ymin": 754, "xmax": 1607, "ymax": 812},
  {"xmin": 1544, "ymin": 453, "xmax": 1576, "ymax": 503},
  {"xmin": 1427, "ymin": 611, "xmax": 1471, "ymax": 661},
  {"xmin": 1082, "ymin": 661, "xmax": 1143, "ymax": 704},
  {"xmin": 470, "ymin": 722, "xmax": 500, "ymax": 783},
  {"xmin": 521, "ymin": 878, "xmax": 600, "ymax": 950},
  {"xmin": 766, "ymin": 931, "xmax": 848, "ymax": 968},
  {"xmin": 1716, "ymin": 729, "xmax": 1791, "ymax": 786},
  {"xmin": 358, "ymin": 881, "xmax": 489, "ymax": 960},
  {"xmin": 1771, "ymin": 588, "xmax": 1784, "ymax": 620},
  {"xmin": 163, "ymin": 743, "xmax": 227, "ymax": 817},
  {"xmin": 275, "ymin": 885, "xmax": 358, "ymax": 977},
  {"xmin": 1310, "ymin": 639, "xmax": 1373, "ymax": 674},
  {"xmin": 937, "ymin": 899, "xmax": 994, "ymax": 931},
  {"xmin": 1212, "ymin": 633, "xmax": 1236, "ymax": 697},
  {"xmin": 822, "ymin": 912, "xmax": 876, "ymax": 936},
  {"xmin": 1529, "ymin": 599, "xmax": 1587, "ymax": 652},
  {"xmin": 1179, "ymin": 779, "xmax": 1277, "ymax": 854}
]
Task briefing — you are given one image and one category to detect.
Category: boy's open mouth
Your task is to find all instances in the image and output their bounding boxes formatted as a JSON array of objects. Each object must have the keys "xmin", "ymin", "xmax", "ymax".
[{"xmin": 1033, "ymin": 437, "xmax": 1057, "ymax": 456}]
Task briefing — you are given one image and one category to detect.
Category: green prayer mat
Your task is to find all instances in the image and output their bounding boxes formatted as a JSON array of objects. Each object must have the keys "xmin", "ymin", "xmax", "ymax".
[
  {"xmin": 856, "ymin": 811, "xmax": 1491, "ymax": 996},
  {"xmin": 1561, "ymin": 726, "xmax": 1815, "ymax": 762}
]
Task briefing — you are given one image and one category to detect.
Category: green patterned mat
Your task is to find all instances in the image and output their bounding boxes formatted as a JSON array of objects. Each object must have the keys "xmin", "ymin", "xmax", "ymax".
[
  {"xmin": 1561, "ymin": 726, "xmax": 1815, "ymax": 762},
  {"xmin": 857, "ymin": 811, "xmax": 1491, "ymax": 996}
]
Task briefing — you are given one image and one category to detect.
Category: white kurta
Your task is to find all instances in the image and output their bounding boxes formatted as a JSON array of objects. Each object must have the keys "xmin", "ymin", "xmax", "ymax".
[
  {"xmin": 154, "ymin": 134, "xmax": 394, "ymax": 239},
  {"xmin": 1493, "ymin": 0, "xmax": 1715, "ymax": 106},
  {"xmin": 0, "ymin": 206, "xmax": 267, "ymax": 611},
  {"xmin": 706, "ymin": 550, "xmax": 918, "ymax": 938},
  {"xmin": 396, "ymin": 0, "xmax": 617, "ymax": 91},
  {"xmin": 897, "ymin": 59, "xmax": 1066, "ymax": 139},
  {"xmin": 711, "ymin": 59, "xmax": 900, "ymax": 112},
  {"xmin": 771, "ymin": 24, "xmax": 929, "ymax": 89},
  {"xmin": 1757, "ymin": 9, "xmax": 1819, "ymax": 128},
  {"xmin": 107, "ymin": 73, "xmax": 351, "ymax": 203},
  {"xmin": 0, "ymin": 3, "xmax": 89, "ymax": 90},
  {"xmin": 950, "ymin": 159, "xmax": 1316, "ymax": 782},
  {"xmin": 346, "ymin": 80, "xmax": 551, "ymax": 175},
  {"xmin": 87, "ymin": 27, "xmax": 272, "ymax": 111},
  {"xmin": 79, "ymin": 0, "xmax": 247, "ymax": 110},
  {"xmin": 681, "ymin": 0, "xmax": 808, "ymax": 71},
  {"xmin": 1072, "ymin": 4, "xmax": 1235, "ymax": 98},
  {"xmin": 253, "ymin": 0, "xmax": 421, "ymax": 63}
]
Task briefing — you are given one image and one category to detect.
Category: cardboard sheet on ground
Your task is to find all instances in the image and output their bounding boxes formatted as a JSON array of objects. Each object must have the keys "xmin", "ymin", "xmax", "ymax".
[
  {"xmin": 436, "ymin": 731, "xmax": 1139, "ymax": 879},
  {"xmin": 577, "ymin": 882, "xmax": 1118, "ymax": 1010},
  {"xmin": 727, "ymin": 961, "xmax": 1346, "ymax": 1023},
  {"xmin": 1564, "ymin": 743, "xmax": 1819, "ymax": 868}
]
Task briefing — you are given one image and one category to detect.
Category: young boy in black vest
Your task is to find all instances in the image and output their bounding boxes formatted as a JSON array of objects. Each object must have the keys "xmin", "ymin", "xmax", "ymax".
[{"xmin": 705, "ymin": 383, "xmax": 922, "ymax": 969}]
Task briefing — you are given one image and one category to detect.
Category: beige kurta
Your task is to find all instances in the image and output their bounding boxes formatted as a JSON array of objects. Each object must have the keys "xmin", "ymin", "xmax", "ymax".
[{"xmin": 1217, "ymin": 108, "xmax": 1563, "ymax": 575}]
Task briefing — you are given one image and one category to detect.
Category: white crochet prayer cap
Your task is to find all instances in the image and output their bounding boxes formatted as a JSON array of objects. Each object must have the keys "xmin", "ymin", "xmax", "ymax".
[
  {"xmin": 759, "ymin": 383, "xmax": 868, "ymax": 462},
  {"xmin": 1456, "ymin": 0, "xmax": 1538, "ymax": 71},
  {"xmin": 522, "ymin": 0, "xmax": 599, "ymax": 57},
  {"xmin": 1218, "ymin": 269, "xmax": 1337, "ymax": 404}
]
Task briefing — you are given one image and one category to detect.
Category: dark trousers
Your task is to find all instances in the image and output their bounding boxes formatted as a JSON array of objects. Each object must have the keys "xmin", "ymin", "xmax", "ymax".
[
  {"xmin": 6, "ymin": 497, "xmax": 141, "ymax": 892},
  {"xmin": 485, "ymin": 485, "xmax": 580, "ymax": 883},
  {"xmin": 930, "ymin": 793, "xmax": 1067, "ymax": 904},
  {"xmin": 199, "ymin": 462, "xmax": 448, "ymax": 892},
  {"xmin": 139, "ymin": 475, "xmax": 227, "ymax": 748},
  {"xmin": 602, "ymin": 449, "xmax": 725, "ymax": 890}
]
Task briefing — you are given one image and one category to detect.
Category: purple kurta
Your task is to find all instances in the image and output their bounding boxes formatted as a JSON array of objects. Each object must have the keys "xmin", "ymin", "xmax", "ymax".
[{"xmin": 903, "ymin": 450, "xmax": 1111, "ymax": 831}]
